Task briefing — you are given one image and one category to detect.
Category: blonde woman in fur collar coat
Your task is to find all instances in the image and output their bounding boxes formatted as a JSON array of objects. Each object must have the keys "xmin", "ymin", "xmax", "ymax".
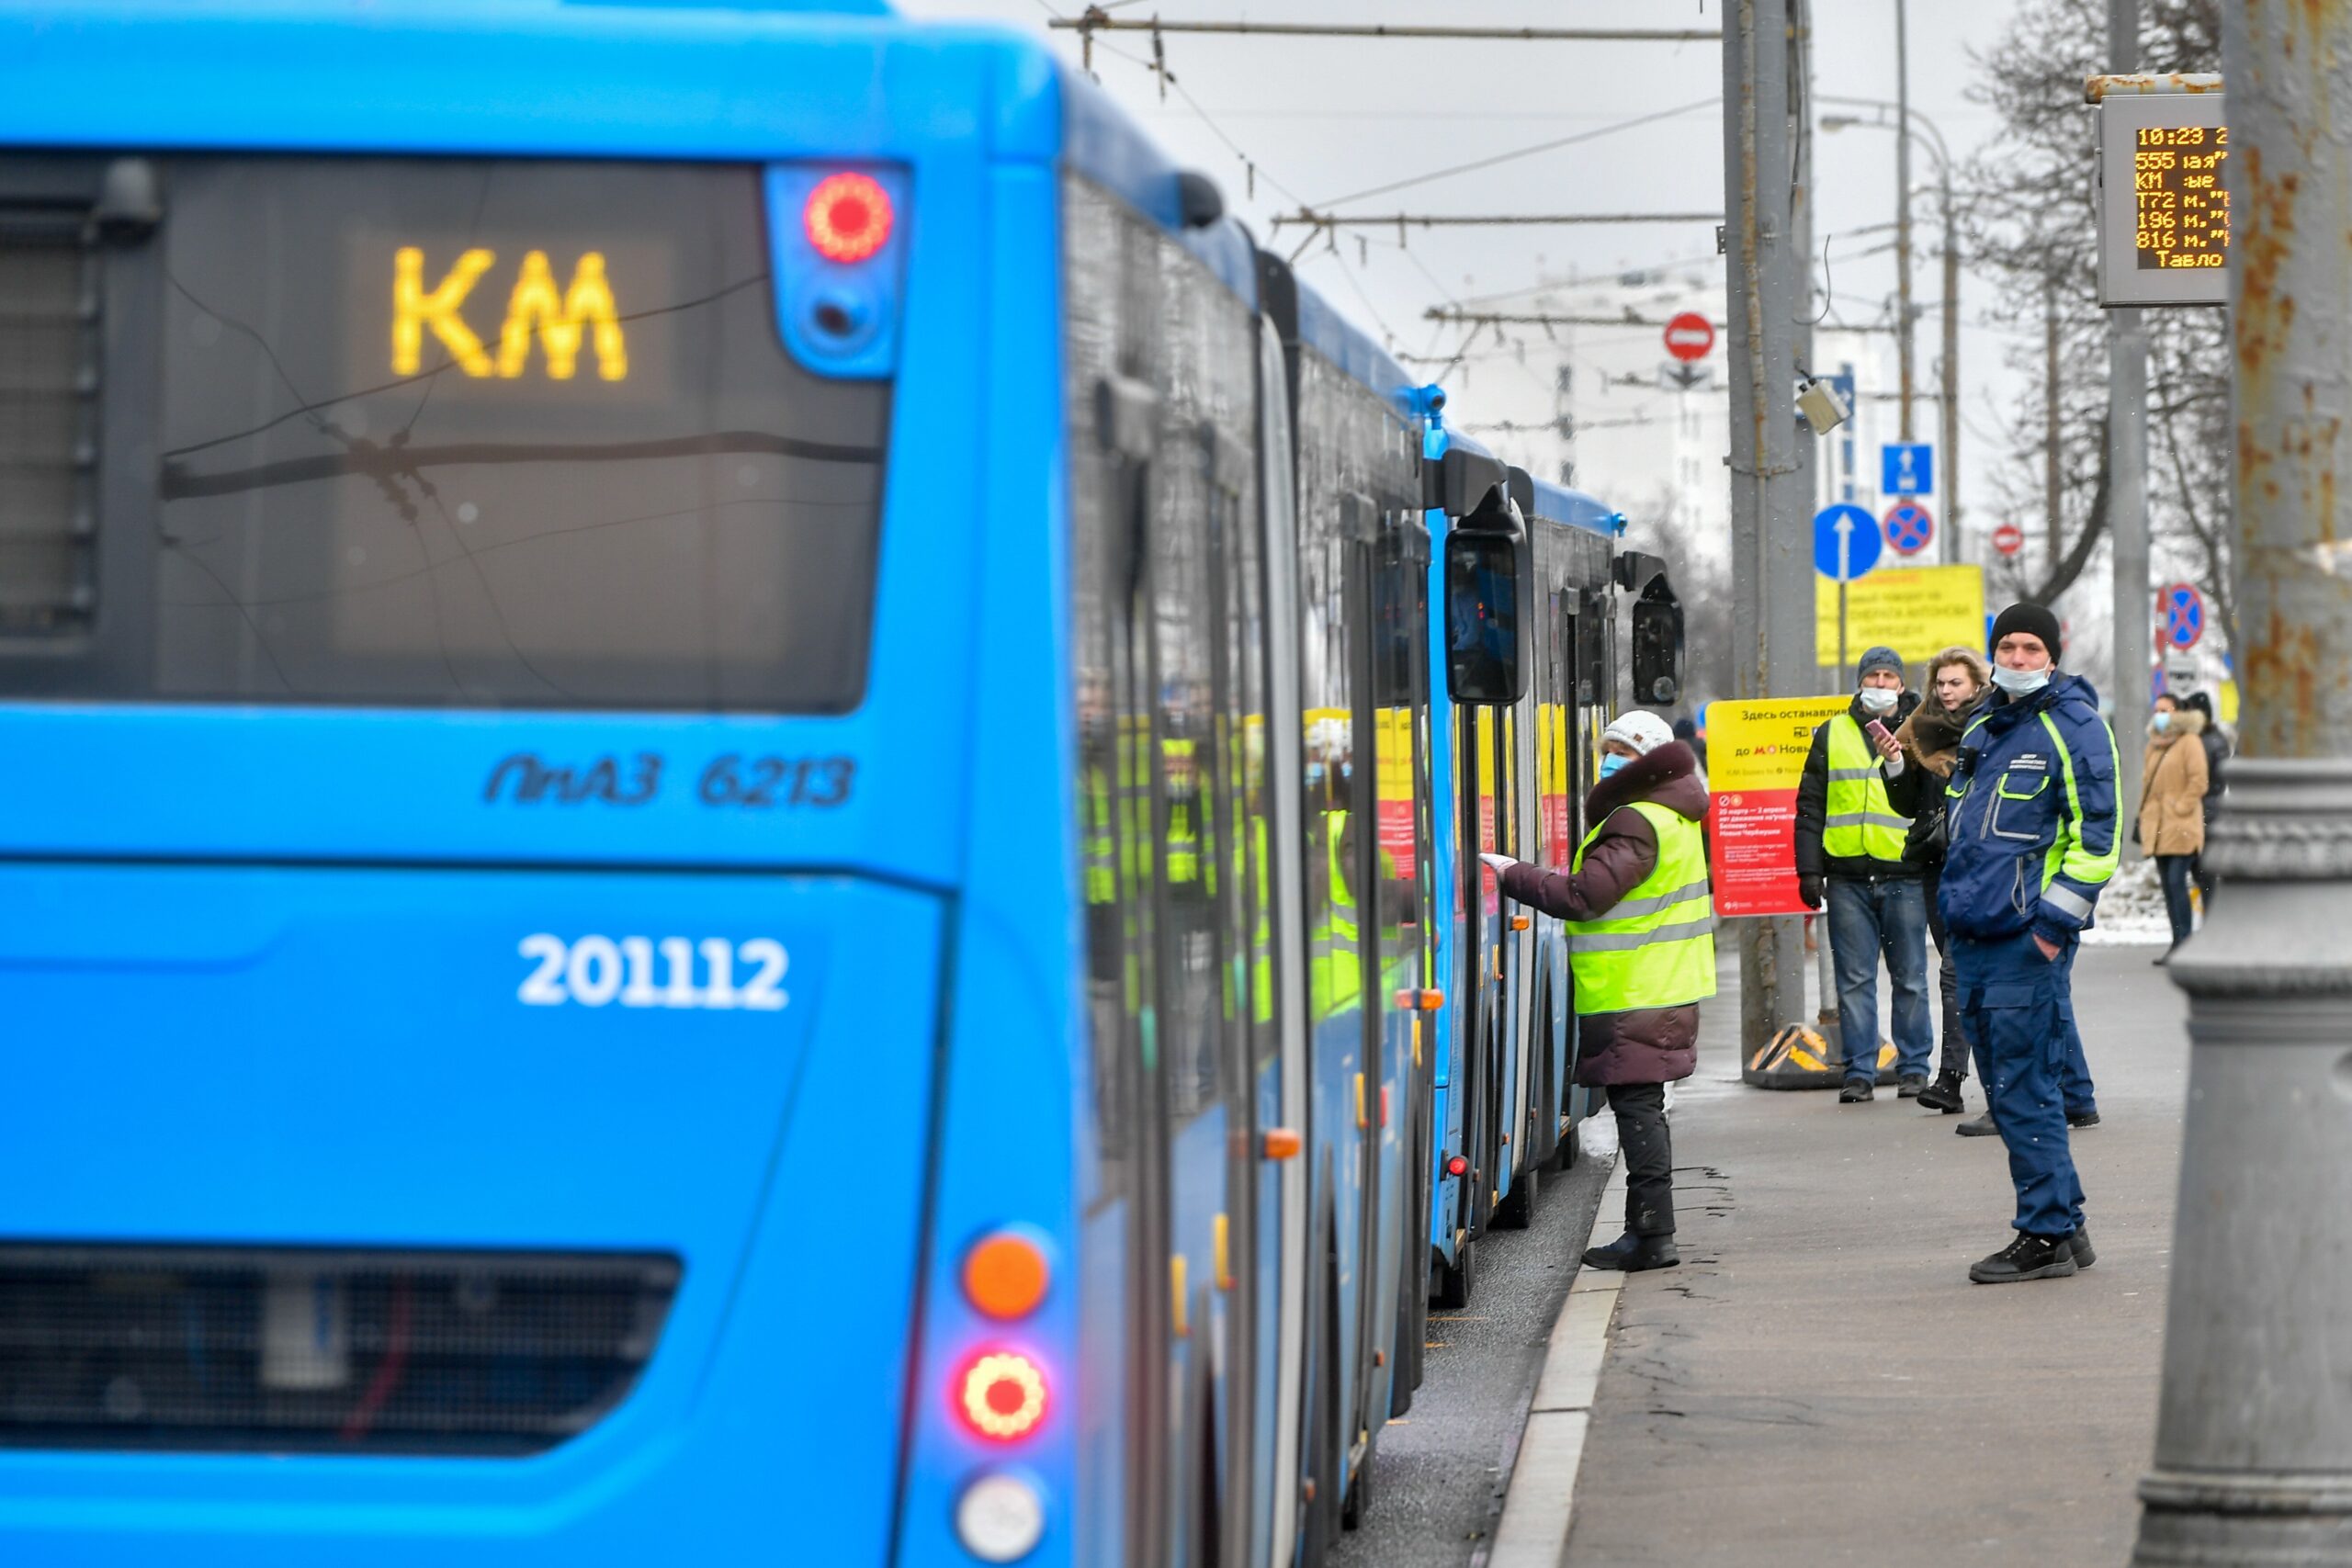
[{"xmin": 2139, "ymin": 693, "xmax": 2209, "ymax": 960}]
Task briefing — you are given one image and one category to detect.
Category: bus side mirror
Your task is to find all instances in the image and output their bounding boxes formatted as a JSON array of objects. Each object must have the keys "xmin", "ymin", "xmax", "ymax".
[
  {"xmin": 1631, "ymin": 598, "xmax": 1684, "ymax": 706},
  {"xmin": 1444, "ymin": 531, "xmax": 1526, "ymax": 704}
]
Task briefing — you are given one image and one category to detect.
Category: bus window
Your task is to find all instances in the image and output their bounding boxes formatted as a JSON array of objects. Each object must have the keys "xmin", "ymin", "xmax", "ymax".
[{"xmin": 9, "ymin": 158, "xmax": 889, "ymax": 711}]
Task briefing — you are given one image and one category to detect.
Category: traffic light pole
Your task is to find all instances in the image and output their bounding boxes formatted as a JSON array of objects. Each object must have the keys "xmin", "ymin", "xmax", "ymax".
[
  {"xmin": 1722, "ymin": 0, "xmax": 1815, "ymax": 1056},
  {"xmin": 2131, "ymin": 2, "xmax": 2352, "ymax": 1561}
]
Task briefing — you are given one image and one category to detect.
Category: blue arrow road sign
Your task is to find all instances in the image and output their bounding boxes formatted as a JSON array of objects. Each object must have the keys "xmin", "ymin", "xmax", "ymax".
[
  {"xmin": 1814, "ymin": 503, "xmax": 1882, "ymax": 581},
  {"xmin": 1882, "ymin": 442, "xmax": 1933, "ymax": 496}
]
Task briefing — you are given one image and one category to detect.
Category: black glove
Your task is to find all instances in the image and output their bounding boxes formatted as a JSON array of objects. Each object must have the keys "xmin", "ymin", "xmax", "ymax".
[{"xmin": 1797, "ymin": 874, "xmax": 1824, "ymax": 909}]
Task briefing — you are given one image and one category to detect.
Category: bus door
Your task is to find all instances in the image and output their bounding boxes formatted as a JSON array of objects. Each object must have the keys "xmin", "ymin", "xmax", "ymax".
[
  {"xmin": 1338, "ymin": 502, "xmax": 1385, "ymax": 1485},
  {"xmin": 1089, "ymin": 373, "xmax": 1175, "ymax": 1568},
  {"xmin": 1369, "ymin": 513, "xmax": 1436, "ymax": 1406},
  {"xmin": 1565, "ymin": 583, "xmax": 1613, "ymax": 1085},
  {"xmin": 1197, "ymin": 420, "xmax": 1265, "ymax": 1568},
  {"xmin": 1531, "ymin": 581, "xmax": 1580, "ymax": 1158},
  {"xmin": 1250, "ymin": 316, "xmax": 1311, "ymax": 1568},
  {"xmin": 1440, "ymin": 503, "xmax": 1530, "ymax": 1238}
]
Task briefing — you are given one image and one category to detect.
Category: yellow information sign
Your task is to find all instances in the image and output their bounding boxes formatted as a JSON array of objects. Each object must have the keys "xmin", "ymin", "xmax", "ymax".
[
  {"xmin": 1706, "ymin": 696, "xmax": 1849, "ymax": 795},
  {"xmin": 1815, "ymin": 563, "xmax": 1985, "ymax": 668}
]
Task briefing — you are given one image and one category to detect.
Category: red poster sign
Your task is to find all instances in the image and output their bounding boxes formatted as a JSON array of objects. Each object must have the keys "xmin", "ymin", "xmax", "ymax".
[{"xmin": 1703, "ymin": 696, "xmax": 1849, "ymax": 918}]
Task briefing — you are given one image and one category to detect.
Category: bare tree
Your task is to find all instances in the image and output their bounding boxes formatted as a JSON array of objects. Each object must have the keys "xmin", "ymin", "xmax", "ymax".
[{"xmin": 1960, "ymin": 0, "xmax": 2233, "ymax": 650}]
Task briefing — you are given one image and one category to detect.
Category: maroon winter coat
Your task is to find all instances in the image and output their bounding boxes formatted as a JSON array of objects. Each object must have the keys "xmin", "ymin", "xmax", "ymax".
[{"xmin": 1498, "ymin": 740, "xmax": 1710, "ymax": 1087}]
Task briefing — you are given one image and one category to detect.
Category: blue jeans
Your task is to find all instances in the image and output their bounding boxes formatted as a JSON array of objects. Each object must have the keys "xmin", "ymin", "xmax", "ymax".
[
  {"xmin": 1955, "ymin": 931, "xmax": 2086, "ymax": 1236},
  {"xmin": 1825, "ymin": 875, "xmax": 1935, "ymax": 1084}
]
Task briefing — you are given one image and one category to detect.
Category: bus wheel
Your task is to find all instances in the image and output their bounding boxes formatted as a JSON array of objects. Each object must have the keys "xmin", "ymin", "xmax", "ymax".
[
  {"xmin": 1430, "ymin": 1238, "xmax": 1473, "ymax": 1310},
  {"xmin": 1493, "ymin": 1161, "xmax": 1538, "ymax": 1229},
  {"xmin": 1340, "ymin": 1442, "xmax": 1373, "ymax": 1531}
]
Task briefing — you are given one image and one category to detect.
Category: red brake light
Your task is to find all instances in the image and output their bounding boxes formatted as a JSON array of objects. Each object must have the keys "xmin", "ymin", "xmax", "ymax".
[
  {"xmin": 805, "ymin": 173, "xmax": 894, "ymax": 264},
  {"xmin": 1446, "ymin": 1156, "xmax": 1469, "ymax": 1177},
  {"xmin": 957, "ymin": 1349, "xmax": 1048, "ymax": 1441}
]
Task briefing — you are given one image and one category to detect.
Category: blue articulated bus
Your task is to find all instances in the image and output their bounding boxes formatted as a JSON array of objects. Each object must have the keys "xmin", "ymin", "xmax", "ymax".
[
  {"xmin": 0, "ymin": 4, "xmax": 1682, "ymax": 1564},
  {"xmin": 1419, "ymin": 457, "xmax": 1677, "ymax": 1310}
]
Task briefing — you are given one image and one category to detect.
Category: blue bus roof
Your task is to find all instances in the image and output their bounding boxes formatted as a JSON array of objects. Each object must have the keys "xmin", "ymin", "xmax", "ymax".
[
  {"xmin": 1294, "ymin": 273, "xmax": 1415, "ymax": 415},
  {"xmin": 0, "ymin": 0, "xmax": 1258, "ymax": 297},
  {"xmin": 1528, "ymin": 477, "xmax": 1627, "ymax": 538}
]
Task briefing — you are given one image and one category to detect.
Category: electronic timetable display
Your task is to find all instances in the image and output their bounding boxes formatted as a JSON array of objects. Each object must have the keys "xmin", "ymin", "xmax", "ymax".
[{"xmin": 2096, "ymin": 87, "xmax": 2230, "ymax": 307}]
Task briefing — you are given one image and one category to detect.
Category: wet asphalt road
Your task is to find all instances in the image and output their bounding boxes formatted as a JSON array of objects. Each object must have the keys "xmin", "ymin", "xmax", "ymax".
[{"xmin": 1328, "ymin": 1134, "xmax": 1610, "ymax": 1568}]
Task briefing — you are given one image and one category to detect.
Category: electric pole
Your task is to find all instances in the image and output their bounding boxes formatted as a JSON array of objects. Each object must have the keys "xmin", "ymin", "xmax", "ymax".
[
  {"xmin": 2132, "ymin": 1, "xmax": 2352, "ymax": 1560},
  {"xmin": 1894, "ymin": 0, "xmax": 1915, "ymax": 444},
  {"xmin": 2045, "ymin": 277, "xmax": 2063, "ymax": 574},
  {"xmin": 1940, "ymin": 190, "xmax": 1961, "ymax": 561},
  {"xmin": 2108, "ymin": 0, "xmax": 2151, "ymax": 855},
  {"xmin": 1722, "ymin": 0, "xmax": 1814, "ymax": 1055}
]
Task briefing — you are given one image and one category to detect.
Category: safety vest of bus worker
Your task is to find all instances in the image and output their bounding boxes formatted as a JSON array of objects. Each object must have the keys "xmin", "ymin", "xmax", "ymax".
[
  {"xmin": 1309, "ymin": 808, "xmax": 1360, "ymax": 1018},
  {"xmin": 1822, "ymin": 715, "xmax": 1911, "ymax": 863},
  {"xmin": 1565, "ymin": 801, "xmax": 1716, "ymax": 1014}
]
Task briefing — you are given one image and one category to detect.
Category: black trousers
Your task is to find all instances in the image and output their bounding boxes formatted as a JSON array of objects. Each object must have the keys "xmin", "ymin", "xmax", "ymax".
[
  {"xmin": 1608, "ymin": 1082, "xmax": 1675, "ymax": 1237},
  {"xmin": 1920, "ymin": 863, "xmax": 1971, "ymax": 1080},
  {"xmin": 2157, "ymin": 853, "xmax": 2197, "ymax": 948}
]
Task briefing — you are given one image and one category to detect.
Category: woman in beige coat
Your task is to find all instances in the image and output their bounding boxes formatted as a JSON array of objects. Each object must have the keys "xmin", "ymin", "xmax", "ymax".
[{"xmin": 2138, "ymin": 693, "xmax": 2209, "ymax": 960}]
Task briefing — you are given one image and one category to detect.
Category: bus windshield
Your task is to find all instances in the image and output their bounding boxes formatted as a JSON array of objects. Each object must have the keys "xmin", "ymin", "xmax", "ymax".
[{"xmin": 109, "ymin": 158, "xmax": 886, "ymax": 711}]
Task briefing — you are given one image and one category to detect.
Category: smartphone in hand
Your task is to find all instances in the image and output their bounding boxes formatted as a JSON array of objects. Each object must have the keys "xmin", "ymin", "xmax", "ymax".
[{"xmin": 1863, "ymin": 717, "xmax": 1894, "ymax": 750}]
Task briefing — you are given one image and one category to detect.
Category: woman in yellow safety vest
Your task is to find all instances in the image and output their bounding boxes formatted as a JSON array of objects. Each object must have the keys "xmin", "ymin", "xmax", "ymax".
[{"xmin": 1478, "ymin": 710, "xmax": 1713, "ymax": 1273}]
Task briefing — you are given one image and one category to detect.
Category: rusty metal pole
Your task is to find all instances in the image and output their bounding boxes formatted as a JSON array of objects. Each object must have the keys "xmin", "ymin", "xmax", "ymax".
[
  {"xmin": 1722, "ymin": 0, "xmax": 1813, "ymax": 1056},
  {"xmin": 2131, "ymin": 2, "xmax": 2352, "ymax": 1562}
]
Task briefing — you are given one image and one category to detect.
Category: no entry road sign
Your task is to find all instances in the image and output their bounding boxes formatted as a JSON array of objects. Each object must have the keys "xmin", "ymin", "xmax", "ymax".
[
  {"xmin": 1663, "ymin": 311, "xmax": 1714, "ymax": 363},
  {"xmin": 1814, "ymin": 503, "xmax": 1882, "ymax": 581},
  {"xmin": 1992, "ymin": 522, "xmax": 2025, "ymax": 557},
  {"xmin": 1883, "ymin": 500, "xmax": 1935, "ymax": 557},
  {"xmin": 2161, "ymin": 582, "xmax": 2206, "ymax": 649}
]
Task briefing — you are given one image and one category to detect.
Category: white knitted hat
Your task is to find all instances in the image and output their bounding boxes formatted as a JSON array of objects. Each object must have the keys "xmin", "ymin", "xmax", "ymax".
[{"xmin": 1600, "ymin": 710, "xmax": 1676, "ymax": 756}]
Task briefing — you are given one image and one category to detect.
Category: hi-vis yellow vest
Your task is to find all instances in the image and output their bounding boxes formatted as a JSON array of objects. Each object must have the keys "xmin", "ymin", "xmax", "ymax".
[
  {"xmin": 1566, "ymin": 800, "xmax": 1716, "ymax": 1014},
  {"xmin": 1823, "ymin": 714, "xmax": 1910, "ymax": 863}
]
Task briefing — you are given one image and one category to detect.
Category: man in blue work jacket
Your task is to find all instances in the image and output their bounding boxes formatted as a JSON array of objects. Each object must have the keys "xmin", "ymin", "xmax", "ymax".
[{"xmin": 1939, "ymin": 603, "xmax": 2120, "ymax": 1283}]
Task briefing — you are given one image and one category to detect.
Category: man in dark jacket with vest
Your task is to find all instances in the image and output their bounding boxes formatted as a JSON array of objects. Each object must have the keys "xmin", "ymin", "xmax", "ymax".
[
  {"xmin": 1792, "ymin": 645, "xmax": 1934, "ymax": 1101},
  {"xmin": 1482, "ymin": 711, "xmax": 1712, "ymax": 1274},
  {"xmin": 1940, "ymin": 604, "xmax": 2120, "ymax": 1284}
]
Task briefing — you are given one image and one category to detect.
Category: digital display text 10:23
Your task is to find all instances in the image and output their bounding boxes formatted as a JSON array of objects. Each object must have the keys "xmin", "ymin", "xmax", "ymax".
[{"xmin": 2133, "ymin": 123, "xmax": 2229, "ymax": 272}]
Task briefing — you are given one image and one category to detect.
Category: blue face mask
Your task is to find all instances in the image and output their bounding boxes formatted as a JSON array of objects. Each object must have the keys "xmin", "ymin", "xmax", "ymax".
[
  {"xmin": 1599, "ymin": 754, "xmax": 1630, "ymax": 778},
  {"xmin": 2152, "ymin": 710, "xmax": 2174, "ymax": 734}
]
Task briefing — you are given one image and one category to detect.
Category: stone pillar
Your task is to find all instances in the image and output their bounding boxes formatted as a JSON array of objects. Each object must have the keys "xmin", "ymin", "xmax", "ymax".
[{"xmin": 2131, "ymin": 4, "xmax": 2352, "ymax": 1562}]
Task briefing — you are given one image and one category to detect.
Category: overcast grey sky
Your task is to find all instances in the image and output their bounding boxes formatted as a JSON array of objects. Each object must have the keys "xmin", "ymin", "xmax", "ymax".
[{"xmin": 893, "ymin": 0, "xmax": 2033, "ymax": 530}]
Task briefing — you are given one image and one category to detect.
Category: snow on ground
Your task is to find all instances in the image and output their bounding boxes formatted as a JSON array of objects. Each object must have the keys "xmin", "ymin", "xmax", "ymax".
[{"xmin": 2081, "ymin": 856, "xmax": 2176, "ymax": 946}]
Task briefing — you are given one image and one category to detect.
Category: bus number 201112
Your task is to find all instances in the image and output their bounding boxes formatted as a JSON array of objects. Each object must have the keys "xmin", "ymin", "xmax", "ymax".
[{"xmin": 517, "ymin": 934, "xmax": 788, "ymax": 1010}]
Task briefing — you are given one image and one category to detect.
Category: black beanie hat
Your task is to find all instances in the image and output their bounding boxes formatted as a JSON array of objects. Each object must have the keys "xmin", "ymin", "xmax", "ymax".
[{"xmin": 1990, "ymin": 602, "xmax": 2063, "ymax": 663}]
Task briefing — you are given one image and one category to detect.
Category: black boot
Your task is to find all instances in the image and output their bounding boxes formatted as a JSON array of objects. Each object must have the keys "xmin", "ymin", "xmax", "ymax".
[
  {"xmin": 1916, "ymin": 1071, "xmax": 1966, "ymax": 1113},
  {"xmin": 1838, "ymin": 1078, "xmax": 1874, "ymax": 1103},
  {"xmin": 1582, "ymin": 1232, "xmax": 1680, "ymax": 1272},
  {"xmin": 1968, "ymin": 1232, "xmax": 2078, "ymax": 1284},
  {"xmin": 2068, "ymin": 1226, "xmax": 2097, "ymax": 1269},
  {"xmin": 1896, "ymin": 1074, "xmax": 1929, "ymax": 1099},
  {"xmin": 2066, "ymin": 1108, "xmax": 2101, "ymax": 1129},
  {"xmin": 1955, "ymin": 1111, "xmax": 1999, "ymax": 1137}
]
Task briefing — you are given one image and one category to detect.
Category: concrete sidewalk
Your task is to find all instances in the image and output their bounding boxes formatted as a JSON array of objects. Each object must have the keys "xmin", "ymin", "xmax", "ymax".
[{"xmin": 1564, "ymin": 942, "xmax": 2187, "ymax": 1566}]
